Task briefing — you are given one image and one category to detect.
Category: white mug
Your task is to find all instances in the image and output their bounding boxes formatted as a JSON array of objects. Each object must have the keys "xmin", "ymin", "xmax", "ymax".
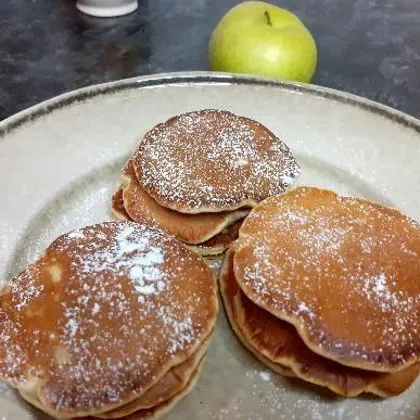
[{"xmin": 76, "ymin": 0, "xmax": 138, "ymax": 17}]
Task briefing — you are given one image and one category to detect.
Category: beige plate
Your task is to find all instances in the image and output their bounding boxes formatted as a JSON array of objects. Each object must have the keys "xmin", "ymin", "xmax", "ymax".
[{"xmin": 0, "ymin": 72, "xmax": 419, "ymax": 420}]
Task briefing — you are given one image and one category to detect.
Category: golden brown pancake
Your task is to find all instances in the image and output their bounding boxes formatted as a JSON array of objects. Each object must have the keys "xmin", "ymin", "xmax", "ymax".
[
  {"xmin": 112, "ymin": 173, "xmax": 246, "ymax": 257},
  {"xmin": 92, "ymin": 355, "xmax": 206, "ymax": 419},
  {"xmin": 219, "ymin": 250, "xmax": 294, "ymax": 379},
  {"xmin": 132, "ymin": 109, "xmax": 300, "ymax": 214},
  {"xmin": 22, "ymin": 355, "xmax": 207, "ymax": 420},
  {"xmin": 0, "ymin": 221, "xmax": 218, "ymax": 418},
  {"xmin": 221, "ymin": 249, "xmax": 419, "ymax": 397},
  {"xmin": 98, "ymin": 332, "xmax": 213, "ymax": 418},
  {"xmin": 234, "ymin": 187, "xmax": 420, "ymax": 372},
  {"xmin": 112, "ymin": 184, "xmax": 243, "ymax": 257},
  {"xmin": 121, "ymin": 161, "xmax": 249, "ymax": 244}
]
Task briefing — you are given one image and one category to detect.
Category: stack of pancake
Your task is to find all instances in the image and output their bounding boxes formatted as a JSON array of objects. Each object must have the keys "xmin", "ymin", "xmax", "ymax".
[
  {"xmin": 220, "ymin": 187, "xmax": 420, "ymax": 397},
  {"xmin": 0, "ymin": 221, "xmax": 218, "ymax": 419},
  {"xmin": 112, "ymin": 109, "xmax": 300, "ymax": 257}
]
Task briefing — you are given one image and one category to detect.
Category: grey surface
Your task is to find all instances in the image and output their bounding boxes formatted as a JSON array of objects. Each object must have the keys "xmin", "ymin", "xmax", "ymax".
[{"xmin": 0, "ymin": 0, "xmax": 419, "ymax": 120}]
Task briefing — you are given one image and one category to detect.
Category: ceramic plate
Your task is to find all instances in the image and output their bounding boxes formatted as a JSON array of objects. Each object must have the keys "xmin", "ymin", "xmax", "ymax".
[{"xmin": 0, "ymin": 72, "xmax": 419, "ymax": 420}]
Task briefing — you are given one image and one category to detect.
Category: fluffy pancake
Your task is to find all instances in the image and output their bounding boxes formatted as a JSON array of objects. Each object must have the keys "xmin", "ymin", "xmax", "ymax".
[
  {"xmin": 132, "ymin": 109, "xmax": 300, "ymax": 214},
  {"xmin": 0, "ymin": 222, "xmax": 218, "ymax": 418},
  {"xmin": 219, "ymin": 250, "xmax": 294, "ymax": 379},
  {"xmin": 234, "ymin": 187, "xmax": 420, "ymax": 372},
  {"xmin": 91, "ymin": 355, "xmax": 206, "ymax": 420},
  {"xmin": 221, "ymin": 249, "xmax": 419, "ymax": 397},
  {"xmin": 98, "ymin": 332, "xmax": 213, "ymax": 418},
  {"xmin": 21, "ymin": 355, "xmax": 207, "ymax": 420},
  {"xmin": 121, "ymin": 161, "xmax": 249, "ymax": 244},
  {"xmin": 112, "ymin": 177, "xmax": 245, "ymax": 257}
]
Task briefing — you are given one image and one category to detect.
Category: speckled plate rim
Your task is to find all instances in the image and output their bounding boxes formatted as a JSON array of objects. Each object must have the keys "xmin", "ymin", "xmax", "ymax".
[{"xmin": 1, "ymin": 71, "xmax": 420, "ymax": 137}]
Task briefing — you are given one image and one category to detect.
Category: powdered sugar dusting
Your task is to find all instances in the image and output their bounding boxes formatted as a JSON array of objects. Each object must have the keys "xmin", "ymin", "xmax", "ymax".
[
  {"xmin": 236, "ymin": 188, "xmax": 420, "ymax": 367},
  {"xmin": 0, "ymin": 221, "xmax": 216, "ymax": 412},
  {"xmin": 208, "ymin": 366, "xmax": 420, "ymax": 419},
  {"xmin": 10, "ymin": 265, "xmax": 45, "ymax": 312},
  {"xmin": 134, "ymin": 110, "xmax": 300, "ymax": 210},
  {"xmin": 361, "ymin": 273, "xmax": 402, "ymax": 312},
  {"xmin": 68, "ymin": 223, "xmax": 168, "ymax": 298},
  {"xmin": 258, "ymin": 370, "xmax": 272, "ymax": 382},
  {"xmin": 67, "ymin": 228, "xmax": 84, "ymax": 239}
]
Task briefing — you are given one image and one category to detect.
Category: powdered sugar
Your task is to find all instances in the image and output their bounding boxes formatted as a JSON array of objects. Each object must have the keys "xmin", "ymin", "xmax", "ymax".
[
  {"xmin": 360, "ymin": 273, "xmax": 404, "ymax": 312},
  {"xmin": 134, "ymin": 110, "xmax": 300, "ymax": 211},
  {"xmin": 67, "ymin": 229, "xmax": 85, "ymax": 239},
  {"xmin": 216, "ymin": 366, "xmax": 420, "ymax": 420},
  {"xmin": 0, "ymin": 221, "xmax": 217, "ymax": 412},
  {"xmin": 258, "ymin": 370, "xmax": 272, "ymax": 382},
  {"xmin": 58, "ymin": 222, "xmax": 168, "ymax": 299},
  {"xmin": 236, "ymin": 188, "xmax": 420, "ymax": 368},
  {"xmin": 11, "ymin": 266, "xmax": 44, "ymax": 311}
]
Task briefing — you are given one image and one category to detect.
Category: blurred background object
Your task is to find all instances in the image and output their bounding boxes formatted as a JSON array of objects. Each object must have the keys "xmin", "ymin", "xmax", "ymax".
[
  {"xmin": 76, "ymin": 0, "xmax": 138, "ymax": 17},
  {"xmin": 0, "ymin": 0, "xmax": 419, "ymax": 120}
]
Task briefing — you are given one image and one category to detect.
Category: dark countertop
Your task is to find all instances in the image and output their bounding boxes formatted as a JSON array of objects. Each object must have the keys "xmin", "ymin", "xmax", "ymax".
[{"xmin": 1, "ymin": 0, "xmax": 419, "ymax": 120}]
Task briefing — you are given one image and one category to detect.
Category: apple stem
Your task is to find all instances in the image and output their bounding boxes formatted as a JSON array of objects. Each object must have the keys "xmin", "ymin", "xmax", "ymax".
[{"xmin": 264, "ymin": 10, "xmax": 272, "ymax": 27}]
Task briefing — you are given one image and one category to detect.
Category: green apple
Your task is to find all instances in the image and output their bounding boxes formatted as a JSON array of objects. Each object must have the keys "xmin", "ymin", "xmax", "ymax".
[{"xmin": 209, "ymin": 1, "xmax": 317, "ymax": 83}]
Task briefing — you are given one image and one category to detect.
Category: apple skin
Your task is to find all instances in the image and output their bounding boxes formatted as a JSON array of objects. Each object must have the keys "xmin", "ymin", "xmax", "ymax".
[{"xmin": 209, "ymin": 1, "xmax": 317, "ymax": 83}]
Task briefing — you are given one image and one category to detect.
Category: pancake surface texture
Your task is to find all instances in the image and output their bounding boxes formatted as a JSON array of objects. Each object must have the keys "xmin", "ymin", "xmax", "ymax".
[
  {"xmin": 221, "ymin": 250, "xmax": 419, "ymax": 397},
  {"xmin": 234, "ymin": 187, "xmax": 420, "ymax": 372},
  {"xmin": 132, "ymin": 109, "xmax": 300, "ymax": 213},
  {"xmin": 122, "ymin": 161, "xmax": 248, "ymax": 244},
  {"xmin": 0, "ymin": 221, "xmax": 218, "ymax": 418}
]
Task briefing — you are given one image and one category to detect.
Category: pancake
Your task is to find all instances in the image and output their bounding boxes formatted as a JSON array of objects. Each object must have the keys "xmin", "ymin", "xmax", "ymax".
[
  {"xmin": 121, "ymin": 161, "xmax": 249, "ymax": 244},
  {"xmin": 132, "ymin": 109, "xmax": 300, "ymax": 214},
  {"xmin": 221, "ymin": 249, "xmax": 419, "ymax": 397},
  {"xmin": 21, "ymin": 355, "xmax": 207, "ymax": 420},
  {"xmin": 112, "ymin": 187, "xmax": 131, "ymax": 221},
  {"xmin": 234, "ymin": 187, "xmax": 420, "ymax": 372},
  {"xmin": 111, "ymin": 185, "xmax": 241, "ymax": 257},
  {"xmin": 112, "ymin": 167, "xmax": 246, "ymax": 257},
  {"xmin": 219, "ymin": 250, "xmax": 294, "ymax": 379},
  {"xmin": 92, "ymin": 355, "xmax": 206, "ymax": 419},
  {"xmin": 112, "ymin": 188, "xmax": 239, "ymax": 257},
  {"xmin": 189, "ymin": 219, "xmax": 244, "ymax": 256},
  {"xmin": 112, "ymin": 184, "xmax": 243, "ymax": 257},
  {"xmin": 98, "ymin": 332, "xmax": 213, "ymax": 418},
  {"xmin": 0, "ymin": 221, "xmax": 218, "ymax": 418}
]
